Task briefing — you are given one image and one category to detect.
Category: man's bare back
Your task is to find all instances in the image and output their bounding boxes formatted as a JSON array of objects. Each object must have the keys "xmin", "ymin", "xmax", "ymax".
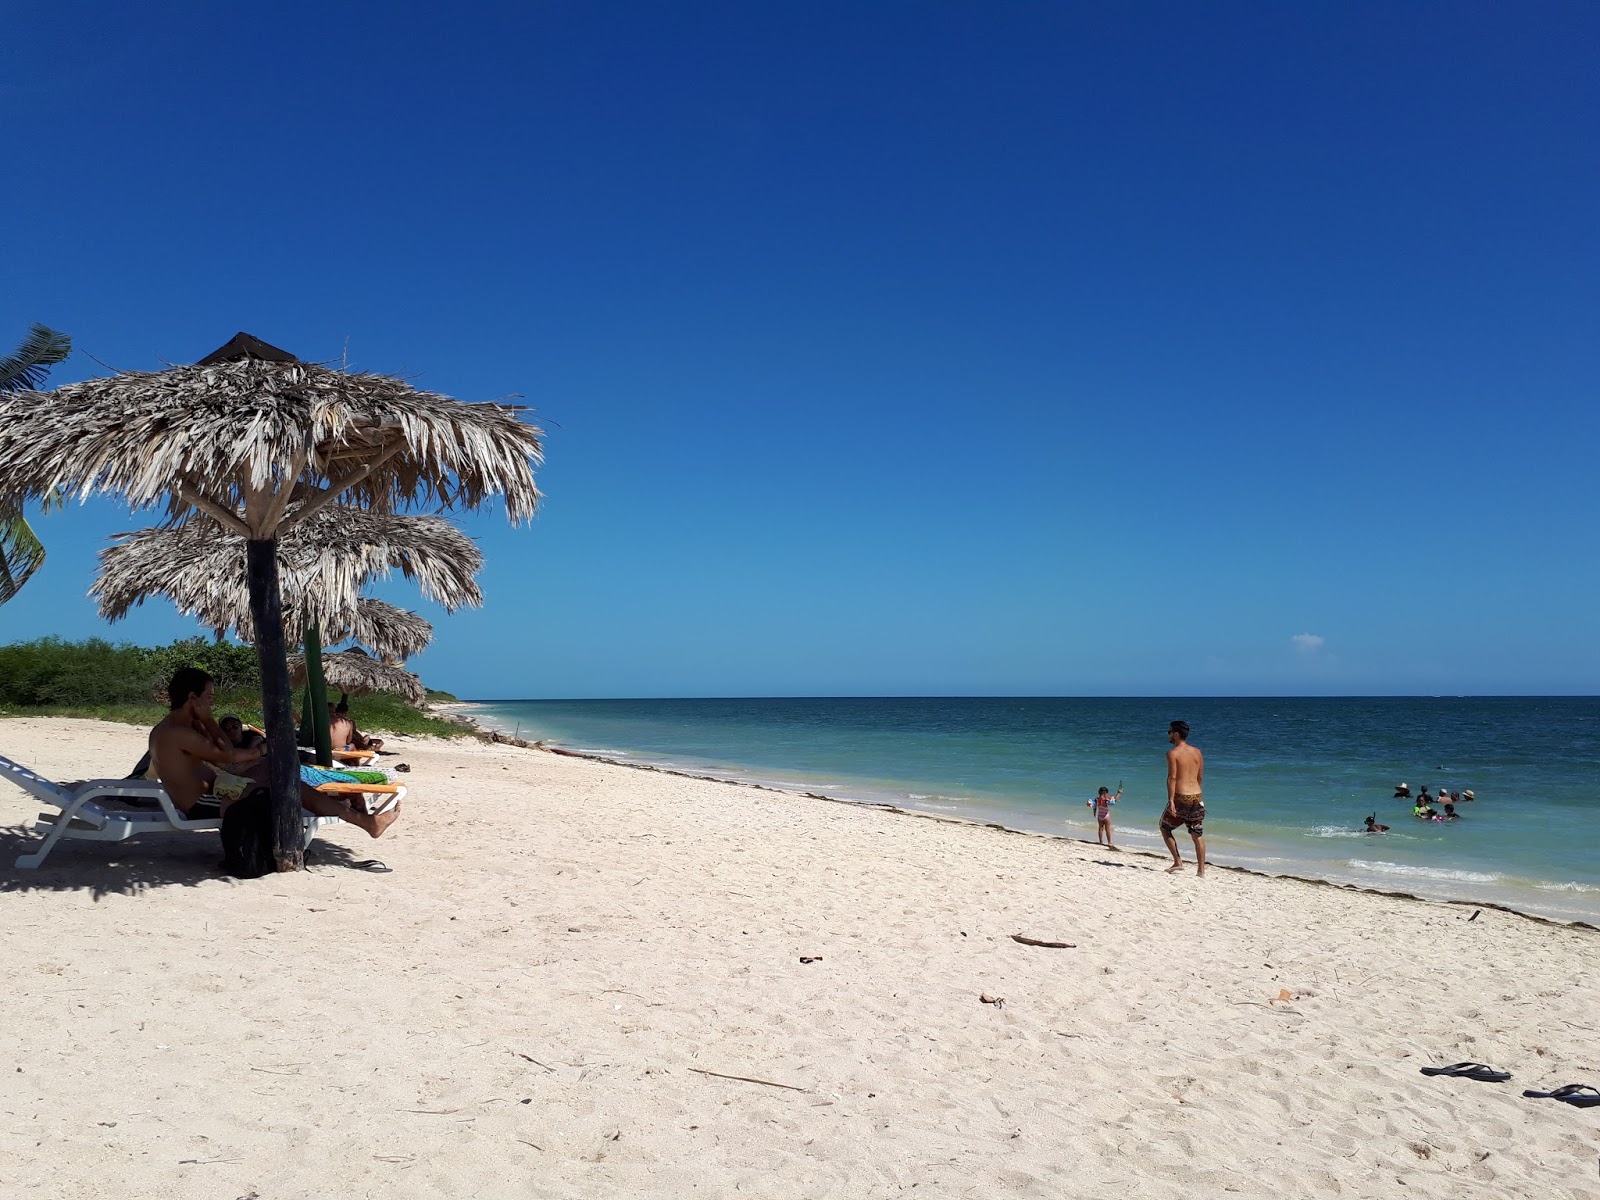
[
  {"xmin": 1161, "ymin": 720, "xmax": 1207, "ymax": 876},
  {"xmin": 330, "ymin": 709, "xmax": 384, "ymax": 753},
  {"xmin": 1167, "ymin": 741, "xmax": 1203, "ymax": 798},
  {"xmin": 330, "ymin": 713, "xmax": 355, "ymax": 749}
]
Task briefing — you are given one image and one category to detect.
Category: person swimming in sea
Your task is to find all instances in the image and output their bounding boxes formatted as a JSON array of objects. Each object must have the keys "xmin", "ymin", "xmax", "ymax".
[
  {"xmin": 1413, "ymin": 801, "xmax": 1437, "ymax": 819},
  {"xmin": 1363, "ymin": 814, "xmax": 1389, "ymax": 833}
]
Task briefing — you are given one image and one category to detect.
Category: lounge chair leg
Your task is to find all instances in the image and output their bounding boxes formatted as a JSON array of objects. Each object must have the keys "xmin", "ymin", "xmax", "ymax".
[{"xmin": 16, "ymin": 792, "xmax": 94, "ymax": 869}]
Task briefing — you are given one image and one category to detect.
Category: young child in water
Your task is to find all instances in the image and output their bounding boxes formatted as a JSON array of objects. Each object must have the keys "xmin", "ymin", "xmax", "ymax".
[{"xmin": 1087, "ymin": 785, "xmax": 1122, "ymax": 848}]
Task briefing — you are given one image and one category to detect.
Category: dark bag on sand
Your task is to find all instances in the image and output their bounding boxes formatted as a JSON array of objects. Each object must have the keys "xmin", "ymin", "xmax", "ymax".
[{"xmin": 220, "ymin": 789, "xmax": 275, "ymax": 878}]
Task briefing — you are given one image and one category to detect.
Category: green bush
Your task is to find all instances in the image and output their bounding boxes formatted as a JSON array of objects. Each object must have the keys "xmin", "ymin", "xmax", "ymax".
[
  {"xmin": 145, "ymin": 637, "xmax": 262, "ymax": 697},
  {"xmin": 0, "ymin": 637, "xmax": 159, "ymax": 707},
  {"xmin": 0, "ymin": 636, "xmax": 465, "ymax": 738},
  {"xmin": 0, "ymin": 635, "xmax": 268, "ymax": 709}
]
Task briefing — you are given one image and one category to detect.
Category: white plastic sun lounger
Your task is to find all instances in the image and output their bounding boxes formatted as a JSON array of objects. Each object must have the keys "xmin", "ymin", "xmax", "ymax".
[{"xmin": 0, "ymin": 753, "xmax": 345, "ymax": 869}]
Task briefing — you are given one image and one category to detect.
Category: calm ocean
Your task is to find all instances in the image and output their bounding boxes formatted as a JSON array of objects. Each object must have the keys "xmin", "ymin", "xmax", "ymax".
[{"xmin": 462, "ymin": 696, "xmax": 1600, "ymax": 924}]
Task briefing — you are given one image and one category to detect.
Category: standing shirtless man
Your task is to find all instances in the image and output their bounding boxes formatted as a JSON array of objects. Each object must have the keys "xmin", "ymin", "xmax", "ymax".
[{"xmin": 1161, "ymin": 719, "xmax": 1206, "ymax": 876}]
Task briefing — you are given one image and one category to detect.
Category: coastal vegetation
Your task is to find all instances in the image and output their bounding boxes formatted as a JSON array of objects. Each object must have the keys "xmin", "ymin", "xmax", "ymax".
[{"xmin": 0, "ymin": 635, "xmax": 465, "ymax": 738}]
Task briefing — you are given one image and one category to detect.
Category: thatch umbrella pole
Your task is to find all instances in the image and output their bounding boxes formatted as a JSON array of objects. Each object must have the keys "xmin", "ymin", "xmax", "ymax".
[
  {"xmin": 302, "ymin": 623, "xmax": 334, "ymax": 767},
  {"xmin": 244, "ymin": 537, "xmax": 305, "ymax": 871}
]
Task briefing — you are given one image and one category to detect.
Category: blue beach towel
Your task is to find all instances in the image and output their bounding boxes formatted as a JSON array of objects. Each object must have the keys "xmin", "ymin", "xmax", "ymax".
[{"xmin": 300, "ymin": 765, "xmax": 360, "ymax": 787}]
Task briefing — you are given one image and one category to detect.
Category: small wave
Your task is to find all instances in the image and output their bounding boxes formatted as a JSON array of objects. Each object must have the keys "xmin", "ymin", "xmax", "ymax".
[
  {"xmin": 1306, "ymin": 825, "xmax": 1368, "ymax": 839},
  {"xmin": 1347, "ymin": 859, "xmax": 1501, "ymax": 884},
  {"xmin": 1534, "ymin": 881, "xmax": 1600, "ymax": 894},
  {"xmin": 905, "ymin": 794, "xmax": 973, "ymax": 812}
]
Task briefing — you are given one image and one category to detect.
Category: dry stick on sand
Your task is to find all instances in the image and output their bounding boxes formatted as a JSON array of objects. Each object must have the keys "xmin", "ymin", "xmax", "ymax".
[
  {"xmin": 688, "ymin": 1067, "xmax": 809, "ymax": 1093},
  {"xmin": 1011, "ymin": 933, "xmax": 1076, "ymax": 948}
]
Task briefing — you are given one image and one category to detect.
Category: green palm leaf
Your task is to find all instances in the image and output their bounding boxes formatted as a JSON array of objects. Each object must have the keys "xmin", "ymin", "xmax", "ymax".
[
  {"xmin": 0, "ymin": 324, "xmax": 71, "ymax": 394},
  {"xmin": 0, "ymin": 498, "xmax": 46, "ymax": 605},
  {"xmin": 0, "ymin": 325, "xmax": 70, "ymax": 604}
]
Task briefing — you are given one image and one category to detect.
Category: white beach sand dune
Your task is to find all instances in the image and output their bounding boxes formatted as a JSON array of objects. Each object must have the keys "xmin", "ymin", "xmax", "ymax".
[{"xmin": 2, "ymin": 718, "xmax": 1598, "ymax": 1199}]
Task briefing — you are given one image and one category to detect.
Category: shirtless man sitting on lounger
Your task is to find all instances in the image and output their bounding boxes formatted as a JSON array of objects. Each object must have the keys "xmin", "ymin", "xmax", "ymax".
[{"xmin": 151, "ymin": 668, "xmax": 399, "ymax": 837}]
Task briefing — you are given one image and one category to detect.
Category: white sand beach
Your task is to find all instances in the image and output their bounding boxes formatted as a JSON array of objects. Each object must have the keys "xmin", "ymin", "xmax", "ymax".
[{"xmin": 3, "ymin": 717, "xmax": 1598, "ymax": 1199}]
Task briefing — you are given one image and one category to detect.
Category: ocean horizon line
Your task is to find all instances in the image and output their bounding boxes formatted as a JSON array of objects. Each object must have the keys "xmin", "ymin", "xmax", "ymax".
[{"xmin": 456, "ymin": 692, "xmax": 1600, "ymax": 703}]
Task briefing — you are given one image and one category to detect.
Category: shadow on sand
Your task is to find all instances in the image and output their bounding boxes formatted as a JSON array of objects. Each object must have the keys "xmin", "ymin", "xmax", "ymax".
[{"xmin": 0, "ymin": 824, "xmax": 383, "ymax": 899}]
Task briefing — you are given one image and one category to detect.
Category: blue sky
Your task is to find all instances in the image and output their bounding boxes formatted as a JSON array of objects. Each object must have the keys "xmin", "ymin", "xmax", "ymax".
[{"xmin": 2, "ymin": 1, "xmax": 1596, "ymax": 697}]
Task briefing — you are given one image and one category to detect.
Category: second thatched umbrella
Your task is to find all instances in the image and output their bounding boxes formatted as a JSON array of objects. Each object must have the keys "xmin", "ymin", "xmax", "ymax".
[
  {"xmin": 1, "ymin": 332, "xmax": 540, "ymax": 870},
  {"xmin": 93, "ymin": 504, "xmax": 483, "ymax": 763},
  {"xmin": 289, "ymin": 648, "xmax": 427, "ymax": 708},
  {"xmin": 340, "ymin": 599, "xmax": 434, "ymax": 662}
]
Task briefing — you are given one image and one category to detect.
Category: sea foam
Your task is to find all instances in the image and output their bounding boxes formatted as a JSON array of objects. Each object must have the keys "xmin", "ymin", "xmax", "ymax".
[{"xmin": 1348, "ymin": 858, "xmax": 1500, "ymax": 884}]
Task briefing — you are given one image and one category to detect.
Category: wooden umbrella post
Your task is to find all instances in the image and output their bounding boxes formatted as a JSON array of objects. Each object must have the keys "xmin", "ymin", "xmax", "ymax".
[
  {"xmin": 303, "ymin": 623, "xmax": 334, "ymax": 767},
  {"xmin": 245, "ymin": 537, "xmax": 304, "ymax": 871}
]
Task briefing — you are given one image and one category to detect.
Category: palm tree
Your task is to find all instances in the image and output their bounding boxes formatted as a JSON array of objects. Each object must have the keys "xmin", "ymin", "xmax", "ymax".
[{"xmin": 0, "ymin": 325, "xmax": 71, "ymax": 606}]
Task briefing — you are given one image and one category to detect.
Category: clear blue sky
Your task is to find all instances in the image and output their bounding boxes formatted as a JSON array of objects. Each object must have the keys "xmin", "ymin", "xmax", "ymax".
[{"xmin": 3, "ymin": 1, "xmax": 1596, "ymax": 697}]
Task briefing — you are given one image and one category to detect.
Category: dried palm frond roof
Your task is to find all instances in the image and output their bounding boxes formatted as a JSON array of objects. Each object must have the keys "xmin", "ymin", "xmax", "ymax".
[
  {"xmin": 92, "ymin": 505, "xmax": 480, "ymax": 658},
  {"xmin": 343, "ymin": 599, "xmax": 432, "ymax": 662},
  {"xmin": 0, "ymin": 338, "xmax": 543, "ymax": 535},
  {"xmin": 290, "ymin": 648, "xmax": 426, "ymax": 707}
]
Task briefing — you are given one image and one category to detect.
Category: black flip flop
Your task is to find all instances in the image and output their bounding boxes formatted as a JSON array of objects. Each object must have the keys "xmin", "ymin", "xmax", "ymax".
[
  {"xmin": 348, "ymin": 858, "xmax": 393, "ymax": 873},
  {"xmin": 1420, "ymin": 1062, "xmax": 1511, "ymax": 1082},
  {"xmin": 1522, "ymin": 1084, "xmax": 1600, "ymax": 1107}
]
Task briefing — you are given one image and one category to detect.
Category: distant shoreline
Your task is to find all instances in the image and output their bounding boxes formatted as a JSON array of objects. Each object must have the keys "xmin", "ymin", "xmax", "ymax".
[{"xmin": 457, "ymin": 703, "xmax": 1595, "ymax": 933}]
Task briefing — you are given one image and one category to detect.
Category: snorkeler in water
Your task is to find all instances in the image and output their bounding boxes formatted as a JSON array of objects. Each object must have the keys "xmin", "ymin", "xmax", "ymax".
[{"xmin": 1363, "ymin": 813, "xmax": 1390, "ymax": 833}]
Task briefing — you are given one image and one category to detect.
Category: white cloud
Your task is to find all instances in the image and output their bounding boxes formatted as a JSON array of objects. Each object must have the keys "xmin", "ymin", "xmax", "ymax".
[{"xmin": 1291, "ymin": 633, "xmax": 1326, "ymax": 654}]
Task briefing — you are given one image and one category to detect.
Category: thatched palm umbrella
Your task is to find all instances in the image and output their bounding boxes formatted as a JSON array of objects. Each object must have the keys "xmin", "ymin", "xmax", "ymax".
[
  {"xmin": 93, "ymin": 507, "xmax": 481, "ymax": 641},
  {"xmin": 92, "ymin": 505, "xmax": 482, "ymax": 762},
  {"xmin": 340, "ymin": 598, "xmax": 434, "ymax": 662},
  {"xmin": 0, "ymin": 333, "xmax": 540, "ymax": 870},
  {"xmin": 289, "ymin": 648, "xmax": 427, "ymax": 708}
]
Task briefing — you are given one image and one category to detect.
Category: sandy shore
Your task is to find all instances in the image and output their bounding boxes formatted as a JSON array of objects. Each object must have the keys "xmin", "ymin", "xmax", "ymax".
[{"xmin": 3, "ymin": 717, "xmax": 1598, "ymax": 1199}]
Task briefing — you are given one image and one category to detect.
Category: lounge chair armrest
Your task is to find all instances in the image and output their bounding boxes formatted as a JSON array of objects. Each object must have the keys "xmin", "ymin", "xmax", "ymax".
[{"xmin": 313, "ymin": 782, "xmax": 403, "ymax": 796}]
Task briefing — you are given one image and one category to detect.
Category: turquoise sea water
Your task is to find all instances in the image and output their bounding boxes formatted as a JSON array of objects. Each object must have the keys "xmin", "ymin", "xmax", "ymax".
[{"xmin": 462, "ymin": 697, "xmax": 1600, "ymax": 924}]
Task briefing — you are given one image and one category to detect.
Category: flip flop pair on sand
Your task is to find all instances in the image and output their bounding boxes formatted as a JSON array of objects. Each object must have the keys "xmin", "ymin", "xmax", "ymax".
[{"xmin": 1420, "ymin": 1062, "xmax": 1600, "ymax": 1107}]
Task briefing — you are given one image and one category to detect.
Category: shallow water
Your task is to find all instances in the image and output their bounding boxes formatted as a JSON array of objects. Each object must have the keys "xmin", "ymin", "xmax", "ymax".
[{"xmin": 464, "ymin": 696, "xmax": 1600, "ymax": 923}]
